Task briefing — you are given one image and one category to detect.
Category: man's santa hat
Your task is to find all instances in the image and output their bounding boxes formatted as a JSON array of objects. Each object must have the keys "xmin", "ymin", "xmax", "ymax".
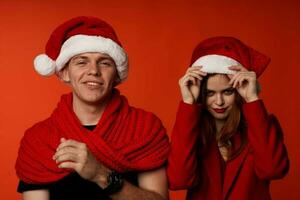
[
  {"xmin": 34, "ymin": 16, "xmax": 128, "ymax": 83},
  {"xmin": 190, "ymin": 36, "xmax": 270, "ymax": 77}
]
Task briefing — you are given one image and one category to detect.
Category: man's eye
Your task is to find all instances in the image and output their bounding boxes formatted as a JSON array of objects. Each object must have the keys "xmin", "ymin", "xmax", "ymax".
[
  {"xmin": 76, "ymin": 61, "xmax": 86, "ymax": 65},
  {"xmin": 99, "ymin": 61, "xmax": 112, "ymax": 66}
]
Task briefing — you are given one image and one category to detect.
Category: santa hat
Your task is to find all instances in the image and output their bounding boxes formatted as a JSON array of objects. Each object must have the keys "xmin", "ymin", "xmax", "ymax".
[
  {"xmin": 190, "ymin": 36, "xmax": 270, "ymax": 77},
  {"xmin": 34, "ymin": 16, "xmax": 128, "ymax": 82}
]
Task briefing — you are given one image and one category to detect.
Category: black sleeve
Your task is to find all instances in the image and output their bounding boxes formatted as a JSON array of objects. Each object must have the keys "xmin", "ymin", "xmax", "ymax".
[
  {"xmin": 123, "ymin": 171, "xmax": 138, "ymax": 186},
  {"xmin": 17, "ymin": 180, "xmax": 51, "ymax": 193}
]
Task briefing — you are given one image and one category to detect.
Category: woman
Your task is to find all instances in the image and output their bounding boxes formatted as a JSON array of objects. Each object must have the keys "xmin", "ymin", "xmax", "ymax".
[{"xmin": 167, "ymin": 36, "xmax": 289, "ymax": 200}]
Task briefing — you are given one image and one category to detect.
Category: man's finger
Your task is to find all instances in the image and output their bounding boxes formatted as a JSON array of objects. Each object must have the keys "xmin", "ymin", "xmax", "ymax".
[
  {"xmin": 58, "ymin": 161, "xmax": 78, "ymax": 170},
  {"xmin": 57, "ymin": 139, "xmax": 84, "ymax": 151},
  {"xmin": 53, "ymin": 146, "xmax": 78, "ymax": 159},
  {"xmin": 55, "ymin": 152, "xmax": 79, "ymax": 163}
]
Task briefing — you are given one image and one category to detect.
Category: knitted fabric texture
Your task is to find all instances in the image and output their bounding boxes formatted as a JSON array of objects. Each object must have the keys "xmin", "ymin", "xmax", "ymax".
[{"xmin": 16, "ymin": 90, "xmax": 170, "ymax": 184}]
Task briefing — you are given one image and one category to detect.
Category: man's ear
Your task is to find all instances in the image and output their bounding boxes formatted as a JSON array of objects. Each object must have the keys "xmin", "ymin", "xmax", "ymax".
[
  {"xmin": 113, "ymin": 74, "xmax": 121, "ymax": 86},
  {"xmin": 57, "ymin": 66, "xmax": 70, "ymax": 83}
]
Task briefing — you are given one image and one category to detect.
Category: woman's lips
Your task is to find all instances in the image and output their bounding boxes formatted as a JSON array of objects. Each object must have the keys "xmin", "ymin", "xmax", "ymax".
[{"xmin": 213, "ymin": 108, "xmax": 227, "ymax": 113}]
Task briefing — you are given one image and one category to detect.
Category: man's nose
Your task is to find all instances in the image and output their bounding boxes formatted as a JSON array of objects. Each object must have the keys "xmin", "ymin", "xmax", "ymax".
[{"xmin": 87, "ymin": 62, "xmax": 100, "ymax": 75}]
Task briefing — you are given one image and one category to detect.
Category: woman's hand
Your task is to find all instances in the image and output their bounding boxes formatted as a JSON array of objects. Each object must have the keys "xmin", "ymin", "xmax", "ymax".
[
  {"xmin": 228, "ymin": 65, "xmax": 259, "ymax": 103},
  {"xmin": 178, "ymin": 66, "xmax": 207, "ymax": 104},
  {"xmin": 53, "ymin": 138, "xmax": 109, "ymax": 188}
]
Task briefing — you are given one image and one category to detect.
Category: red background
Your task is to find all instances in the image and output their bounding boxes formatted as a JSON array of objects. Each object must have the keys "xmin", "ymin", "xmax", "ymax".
[{"xmin": 0, "ymin": 0, "xmax": 299, "ymax": 199}]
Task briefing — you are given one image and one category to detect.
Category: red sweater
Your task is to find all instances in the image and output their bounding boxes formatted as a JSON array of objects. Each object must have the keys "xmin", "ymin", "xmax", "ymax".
[{"xmin": 167, "ymin": 100, "xmax": 289, "ymax": 200}]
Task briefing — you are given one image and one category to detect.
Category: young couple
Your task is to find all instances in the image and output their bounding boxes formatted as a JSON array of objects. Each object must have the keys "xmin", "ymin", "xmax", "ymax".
[{"xmin": 16, "ymin": 16, "xmax": 289, "ymax": 200}]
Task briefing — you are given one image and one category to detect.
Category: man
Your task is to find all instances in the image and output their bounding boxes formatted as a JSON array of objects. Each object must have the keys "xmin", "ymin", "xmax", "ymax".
[{"xmin": 15, "ymin": 16, "xmax": 170, "ymax": 200}]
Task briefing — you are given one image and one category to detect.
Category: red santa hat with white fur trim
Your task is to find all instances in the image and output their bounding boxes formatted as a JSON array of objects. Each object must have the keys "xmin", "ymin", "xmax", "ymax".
[
  {"xmin": 34, "ymin": 16, "xmax": 128, "ymax": 83},
  {"xmin": 190, "ymin": 36, "xmax": 270, "ymax": 77}
]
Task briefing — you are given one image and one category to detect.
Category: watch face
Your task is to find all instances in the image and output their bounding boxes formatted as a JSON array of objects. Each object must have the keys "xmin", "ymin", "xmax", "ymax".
[
  {"xmin": 105, "ymin": 171, "xmax": 123, "ymax": 195},
  {"xmin": 108, "ymin": 171, "xmax": 122, "ymax": 185}
]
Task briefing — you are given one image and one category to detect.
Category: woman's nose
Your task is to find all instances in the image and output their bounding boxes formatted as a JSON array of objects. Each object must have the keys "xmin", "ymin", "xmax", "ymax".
[{"xmin": 215, "ymin": 94, "xmax": 224, "ymax": 106}]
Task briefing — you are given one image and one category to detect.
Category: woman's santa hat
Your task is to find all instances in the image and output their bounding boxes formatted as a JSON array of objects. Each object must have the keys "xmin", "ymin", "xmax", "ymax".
[
  {"xmin": 34, "ymin": 16, "xmax": 128, "ymax": 83},
  {"xmin": 190, "ymin": 36, "xmax": 270, "ymax": 77}
]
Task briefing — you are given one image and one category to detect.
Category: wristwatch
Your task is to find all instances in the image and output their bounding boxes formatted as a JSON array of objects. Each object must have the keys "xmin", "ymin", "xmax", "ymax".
[{"xmin": 103, "ymin": 170, "xmax": 123, "ymax": 195}]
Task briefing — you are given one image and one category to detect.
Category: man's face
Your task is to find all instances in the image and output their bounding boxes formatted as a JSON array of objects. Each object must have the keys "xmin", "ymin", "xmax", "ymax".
[{"xmin": 60, "ymin": 52, "xmax": 118, "ymax": 105}]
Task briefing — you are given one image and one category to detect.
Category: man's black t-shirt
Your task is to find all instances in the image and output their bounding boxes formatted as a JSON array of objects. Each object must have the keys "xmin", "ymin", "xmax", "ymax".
[
  {"xmin": 18, "ymin": 172, "xmax": 138, "ymax": 200},
  {"xmin": 18, "ymin": 172, "xmax": 110, "ymax": 200},
  {"xmin": 17, "ymin": 125, "xmax": 138, "ymax": 199}
]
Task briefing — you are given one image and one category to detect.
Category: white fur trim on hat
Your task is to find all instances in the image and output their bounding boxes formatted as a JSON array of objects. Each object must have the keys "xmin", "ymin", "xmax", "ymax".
[
  {"xmin": 191, "ymin": 54, "xmax": 241, "ymax": 74},
  {"xmin": 34, "ymin": 54, "xmax": 56, "ymax": 76},
  {"xmin": 56, "ymin": 35, "xmax": 128, "ymax": 82}
]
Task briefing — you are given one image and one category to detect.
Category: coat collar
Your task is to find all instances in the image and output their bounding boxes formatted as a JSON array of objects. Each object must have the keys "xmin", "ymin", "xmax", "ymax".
[
  {"xmin": 203, "ymin": 139, "xmax": 223, "ymax": 198},
  {"xmin": 222, "ymin": 142, "xmax": 249, "ymax": 199},
  {"xmin": 202, "ymin": 133, "xmax": 249, "ymax": 199}
]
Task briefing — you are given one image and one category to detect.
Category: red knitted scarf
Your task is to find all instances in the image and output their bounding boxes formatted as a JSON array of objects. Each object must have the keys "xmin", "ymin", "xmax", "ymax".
[{"xmin": 16, "ymin": 90, "xmax": 170, "ymax": 184}]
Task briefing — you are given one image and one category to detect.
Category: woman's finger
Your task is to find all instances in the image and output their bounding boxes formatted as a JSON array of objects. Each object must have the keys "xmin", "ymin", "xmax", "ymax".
[
  {"xmin": 227, "ymin": 74, "xmax": 234, "ymax": 80},
  {"xmin": 229, "ymin": 72, "xmax": 240, "ymax": 87},
  {"xmin": 228, "ymin": 65, "xmax": 247, "ymax": 72},
  {"xmin": 234, "ymin": 73, "xmax": 246, "ymax": 88},
  {"xmin": 186, "ymin": 72, "xmax": 204, "ymax": 80},
  {"xmin": 187, "ymin": 66, "xmax": 207, "ymax": 75},
  {"xmin": 238, "ymin": 77, "xmax": 247, "ymax": 88},
  {"xmin": 180, "ymin": 73, "xmax": 202, "ymax": 86}
]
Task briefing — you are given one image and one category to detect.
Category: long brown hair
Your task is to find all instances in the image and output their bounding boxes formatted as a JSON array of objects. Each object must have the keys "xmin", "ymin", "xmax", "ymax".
[{"xmin": 198, "ymin": 74, "xmax": 247, "ymax": 159}]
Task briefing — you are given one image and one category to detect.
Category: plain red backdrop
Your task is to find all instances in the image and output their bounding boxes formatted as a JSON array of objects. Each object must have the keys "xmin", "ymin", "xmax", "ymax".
[{"xmin": 0, "ymin": 0, "xmax": 299, "ymax": 199}]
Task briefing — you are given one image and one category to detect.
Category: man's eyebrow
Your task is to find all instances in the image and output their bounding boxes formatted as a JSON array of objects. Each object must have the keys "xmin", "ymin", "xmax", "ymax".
[
  {"xmin": 100, "ymin": 56, "xmax": 114, "ymax": 61},
  {"xmin": 73, "ymin": 55, "xmax": 113, "ymax": 60},
  {"xmin": 71, "ymin": 55, "xmax": 88, "ymax": 61}
]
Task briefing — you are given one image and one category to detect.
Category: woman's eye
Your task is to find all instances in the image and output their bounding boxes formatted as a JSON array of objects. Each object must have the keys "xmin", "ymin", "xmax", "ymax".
[
  {"xmin": 206, "ymin": 91, "xmax": 214, "ymax": 97},
  {"xmin": 224, "ymin": 89, "xmax": 234, "ymax": 95}
]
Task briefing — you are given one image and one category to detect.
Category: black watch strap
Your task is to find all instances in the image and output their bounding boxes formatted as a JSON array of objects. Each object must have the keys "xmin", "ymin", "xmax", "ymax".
[{"xmin": 103, "ymin": 171, "xmax": 123, "ymax": 195}]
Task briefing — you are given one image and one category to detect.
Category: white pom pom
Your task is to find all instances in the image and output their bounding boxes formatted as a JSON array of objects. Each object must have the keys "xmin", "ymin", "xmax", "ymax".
[{"xmin": 34, "ymin": 54, "xmax": 56, "ymax": 76}]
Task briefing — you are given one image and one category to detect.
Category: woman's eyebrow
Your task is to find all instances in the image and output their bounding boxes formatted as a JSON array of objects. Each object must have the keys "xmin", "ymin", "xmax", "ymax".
[
  {"xmin": 206, "ymin": 87, "xmax": 233, "ymax": 92},
  {"xmin": 221, "ymin": 87, "xmax": 234, "ymax": 92}
]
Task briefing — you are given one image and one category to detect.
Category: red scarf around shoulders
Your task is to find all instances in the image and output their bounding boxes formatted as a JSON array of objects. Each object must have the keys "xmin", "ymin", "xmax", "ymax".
[{"xmin": 15, "ymin": 90, "xmax": 170, "ymax": 184}]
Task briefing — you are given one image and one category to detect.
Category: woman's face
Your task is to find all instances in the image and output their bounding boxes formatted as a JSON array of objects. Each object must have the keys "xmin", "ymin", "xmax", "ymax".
[{"xmin": 205, "ymin": 74, "xmax": 236, "ymax": 122}]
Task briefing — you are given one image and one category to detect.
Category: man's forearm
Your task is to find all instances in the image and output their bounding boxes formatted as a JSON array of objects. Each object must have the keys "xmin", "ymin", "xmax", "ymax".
[
  {"xmin": 93, "ymin": 165, "xmax": 168, "ymax": 200},
  {"xmin": 22, "ymin": 190, "xmax": 49, "ymax": 200},
  {"xmin": 110, "ymin": 180, "xmax": 168, "ymax": 200}
]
